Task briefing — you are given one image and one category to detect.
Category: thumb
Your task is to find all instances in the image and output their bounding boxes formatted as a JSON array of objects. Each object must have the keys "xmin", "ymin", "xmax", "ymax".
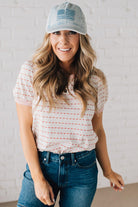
[
  {"xmin": 49, "ymin": 186, "xmax": 55, "ymax": 203},
  {"xmin": 110, "ymin": 181, "xmax": 113, "ymax": 187}
]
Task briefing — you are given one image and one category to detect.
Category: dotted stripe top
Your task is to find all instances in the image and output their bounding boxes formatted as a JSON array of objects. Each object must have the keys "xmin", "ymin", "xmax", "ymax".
[{"xmin": 13, "ymin": 60, "xmax": 108, "ymax": 154}]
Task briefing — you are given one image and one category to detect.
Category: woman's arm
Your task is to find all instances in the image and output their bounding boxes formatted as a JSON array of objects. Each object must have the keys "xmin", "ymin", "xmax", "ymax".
[
  {"xmin": 16, "ymin": 103, "xmax": 44, "ymax": 181},
  {"xmin": 16, "ymin": 103, "xmax": 55, "ymax": 205},
  {"xmin": 92, "ymin": 112, "xmax": 124, "ymax": 191}
]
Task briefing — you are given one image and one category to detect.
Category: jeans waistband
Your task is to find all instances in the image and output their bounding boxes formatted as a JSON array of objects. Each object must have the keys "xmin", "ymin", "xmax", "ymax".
[{"xmin": 38, "ymin": 148, "xmax": 96, "ymax": 165}]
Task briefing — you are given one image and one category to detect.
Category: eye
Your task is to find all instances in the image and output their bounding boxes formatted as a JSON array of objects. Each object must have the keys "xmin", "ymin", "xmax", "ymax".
[
  {"xmin": 52, "ymin": 31, "xmax": 60, "ymax": 35},
  {"xmin": 68, "ymin": 31, "xmax": 77, "ymax": 35}
]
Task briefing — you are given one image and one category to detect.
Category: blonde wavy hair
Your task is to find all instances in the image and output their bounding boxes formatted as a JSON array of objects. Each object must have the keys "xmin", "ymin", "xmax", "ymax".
[{"xmin": 31, "ymin": 33, "xmax": 107, "ymax": 117}]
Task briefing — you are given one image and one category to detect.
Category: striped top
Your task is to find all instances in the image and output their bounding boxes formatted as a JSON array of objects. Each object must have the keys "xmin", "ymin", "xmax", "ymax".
[{"xmin": 13, "ymin": 61, "xmax": 108, "ymax": 154}]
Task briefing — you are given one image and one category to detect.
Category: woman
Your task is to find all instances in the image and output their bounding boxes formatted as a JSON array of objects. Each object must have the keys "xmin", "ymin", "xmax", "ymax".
[{"xmin": 13, "ymin": 2, "xmax": 124, "ymax": 207}]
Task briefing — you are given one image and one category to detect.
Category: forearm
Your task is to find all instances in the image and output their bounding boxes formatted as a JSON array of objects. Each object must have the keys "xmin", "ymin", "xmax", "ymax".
[
  {"xmin": 19, "ymin": 127, "xmax": 45, "ymax": 182},
  {"xmin": 95, "ymin": 128, "xmax": 112, "ymax": 177}
]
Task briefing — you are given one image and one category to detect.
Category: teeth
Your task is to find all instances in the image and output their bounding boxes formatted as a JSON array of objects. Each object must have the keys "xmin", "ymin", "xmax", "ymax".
[{"xmin": 59, "ymin": 48, "xmax": 70, "ymax": 51}]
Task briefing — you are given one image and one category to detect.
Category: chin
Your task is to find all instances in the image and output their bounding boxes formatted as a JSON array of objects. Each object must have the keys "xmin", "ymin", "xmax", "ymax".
[{"xmin": 58, "ymin": 57, "xmax": 73, "ymax": 62}]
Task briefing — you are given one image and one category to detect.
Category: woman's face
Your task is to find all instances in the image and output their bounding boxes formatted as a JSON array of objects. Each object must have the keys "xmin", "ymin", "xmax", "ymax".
[{"xmin": 49, "ymin": 30, "xmax": 80, "ymax": 66}]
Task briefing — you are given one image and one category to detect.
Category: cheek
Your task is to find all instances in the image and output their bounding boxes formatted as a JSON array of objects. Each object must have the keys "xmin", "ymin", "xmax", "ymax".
[
  {"xmin": 73, "ymin": 35, "xmax": 79, "ymax": 48},
  {"xmin": 50, "ymin": 36, "xmax": 56, "ymax": 49},
  {"xmin": 73, "ymin": 38, "xmax": 79, "ymax": 51}
]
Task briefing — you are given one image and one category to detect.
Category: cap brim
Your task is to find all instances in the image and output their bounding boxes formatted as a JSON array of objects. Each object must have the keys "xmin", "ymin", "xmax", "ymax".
[{"xmin": 46, "ymin": 25, "xmax": 87, "ymax": 35}]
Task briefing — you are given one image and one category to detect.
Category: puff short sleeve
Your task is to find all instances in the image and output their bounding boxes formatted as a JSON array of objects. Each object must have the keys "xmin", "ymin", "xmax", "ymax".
[
  {"xmin": 13, "ymin": 61, "xmax": 34, "ymax": 106},
  {"xmin": 92, "ymin": 74, "xmax": 108, "ymax": 115}
]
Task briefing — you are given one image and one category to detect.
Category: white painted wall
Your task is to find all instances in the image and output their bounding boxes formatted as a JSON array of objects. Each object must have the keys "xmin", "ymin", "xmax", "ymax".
[{"xmin": 0, "ymin": 0, "xmax": 138, "ymax": 202}]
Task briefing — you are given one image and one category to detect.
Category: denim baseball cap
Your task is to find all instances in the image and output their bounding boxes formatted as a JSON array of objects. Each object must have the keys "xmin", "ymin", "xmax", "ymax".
[{"xmin": 46, "ymin": 1, "xmax": 87, "ymax": 35}]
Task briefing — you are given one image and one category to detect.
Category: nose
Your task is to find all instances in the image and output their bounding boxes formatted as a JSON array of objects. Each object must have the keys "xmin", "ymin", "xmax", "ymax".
[{"xmin": 59, "ymin": 33, "xmax": 69, "ymax": 44}]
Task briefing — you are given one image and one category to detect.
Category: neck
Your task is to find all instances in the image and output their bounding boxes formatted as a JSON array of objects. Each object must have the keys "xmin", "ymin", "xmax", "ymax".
[{"xmin": 59, "ymin": 61, "xmax": 74, "ymax": 74}]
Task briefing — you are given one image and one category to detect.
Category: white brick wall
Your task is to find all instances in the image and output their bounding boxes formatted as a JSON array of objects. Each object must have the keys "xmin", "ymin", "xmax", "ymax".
[{"xmin": 0, "ymin": 0, "xmax": 138, "ymax": 203}]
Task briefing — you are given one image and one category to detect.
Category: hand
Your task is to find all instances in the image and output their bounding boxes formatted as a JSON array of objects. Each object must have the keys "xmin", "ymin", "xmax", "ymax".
[
  {"xmin": 34, "ymin": 177, "xmax": 55, "ymax": 206},
  {"xmin": 103, "ymin": 169, "xmax": 125, "ymax": 192}
]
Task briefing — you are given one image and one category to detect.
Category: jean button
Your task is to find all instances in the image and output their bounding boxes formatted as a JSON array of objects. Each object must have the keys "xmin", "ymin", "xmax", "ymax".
[{"xmin": 60, "ymin": 156, "xmax": 65, "ymax": 160}]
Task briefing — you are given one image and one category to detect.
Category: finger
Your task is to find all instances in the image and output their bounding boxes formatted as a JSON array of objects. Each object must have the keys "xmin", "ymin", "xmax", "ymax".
[
  {"xmin": 117, "ymin": 178, "xmax": 125, "ymax": 189},
  {"xmin": 44, "ymin": 195, "xmax": 54, "ymax": 206},
  {"xmin": 113, "ymin": 185, "xmax": 120, "ymax": 192},
  {"xmin": 113, "ymin": 183, "xmax": 119, "ymax": 190},
  {"xmin": 115, "ymin": 180, "xmax": 124, "ymax": 190},
  {"xmin": 115, "ymin": 173, "xmax": 125, "ymax": 186},
  {"xmin": 112, "ymin": 183, "xmax": 116, "ymax": 190},
  {"xmin": 40, "ymin": 198, "xmax": 48, "ymax": 205},
  {"xmin": 114, "ymin": 185, "xmax": 119, "ymax": 190},
  {"xmin": 118, "ymin": 176, "xmax": 125, "ymax": 186},
  {"xmin": 115, "ymin": 187, "xmax": 122, "ymax": 192},
  {"xmin": 49, "ymin": 187, "xmax": 55, "ymax": 203}
]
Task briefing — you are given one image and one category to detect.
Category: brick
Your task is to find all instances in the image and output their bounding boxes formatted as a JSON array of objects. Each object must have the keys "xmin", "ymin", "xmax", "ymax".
[
  {"xmin": 0, "ymin": 0, "xmax": 16, "ymax": 7},
  {"xmin": 105, "ymin": 28, "xmax": 119, "ymax": 37},
  {"xmin": 108, "ymin": 7, "xmax": 135, "ymax": 18},
  {"xmin": 0, "ymin": 189, "xmax": 7, "ymax": 203},
  {"xmin": 97, "ymin": 38, "xmax": 124, "ymax": 49},
  {"xmin": 98, "ymin": 0, "xmax": 127, "ymax": 8},
  {"xmin": 133, "ymin": 48, "xmax": 138, "ymax": 56},
  {"xmin": 0, "ymin": 28, "xmax": 11, "ymax": 39},
  {"xmin": 128, "ymin": 1, "xmax": 138, "ymax": 7},
  {"xmin": 4, "ymin": 188, "xmax": 19, "ymax": 202},
  {"xmin": 12, "ymin": 7, "xmax": 44, "ymax": 17},
  {"xmin": 12, "ymin": 28, "xmax": 36, "ymax": 39},
  {"xmin": 0, "ymin": 180, "xmax": 16, "ymax": 189},
  {"xmin": 1, "ymin": 16, "xmax": 35, "ymax": 29},
  {"xmin": 0, "ymin": 7, "xmax": 12, "ymax": 16},
  {"xmin": 123, "ymin": 56, "xmax": 138, "ymax": 65},
  {"xmin": 105, "ymin": 48, "xmax": 133, "ymax": 57},
  {"xmin": 1, "ymin": 38, "xmax": 34, "ymax": 50},
  {"xmin": 123, "ymin": 38, "xmax": 138, "ymax": 48},
  {"xmin": 34, "ymin": 0, "xmax": 60, "ymax": 8},
  {"xmin": 100, "ymin": 18, "xmax": 126, "ymax": 27},
  {"xmin": 126, "ymin": 18, "xmax": 138, "ymax": 26},
  {"xmin": 116, "ymin": 27, "xmax": 137, "ymax": 38}
]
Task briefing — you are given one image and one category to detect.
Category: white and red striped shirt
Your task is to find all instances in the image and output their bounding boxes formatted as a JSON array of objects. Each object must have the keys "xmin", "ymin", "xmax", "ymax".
[{"xmin": 13, "ymin": 61, "xmax": 108, "ymax": 153}]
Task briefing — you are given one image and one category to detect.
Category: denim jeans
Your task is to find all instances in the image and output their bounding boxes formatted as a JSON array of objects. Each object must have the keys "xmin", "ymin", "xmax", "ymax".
[{"xmin": 17, "ymin": 148, "xmax": 98, "ymax": 207}]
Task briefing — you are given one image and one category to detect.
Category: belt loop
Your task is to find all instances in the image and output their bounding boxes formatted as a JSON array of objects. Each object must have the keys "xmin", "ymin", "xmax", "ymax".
[
  {"xmin": 71, "ymin": 152, "xmax": 76, "ymax": 166},
  {"xmin": 46, "ymin": 151, "xmax": 50, "ymax": 164}
]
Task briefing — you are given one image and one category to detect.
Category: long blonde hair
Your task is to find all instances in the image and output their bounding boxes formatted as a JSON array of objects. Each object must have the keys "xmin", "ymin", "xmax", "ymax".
[{"xmin": 31, "ymin": 33, "xmax": 107, "ymax": 117}]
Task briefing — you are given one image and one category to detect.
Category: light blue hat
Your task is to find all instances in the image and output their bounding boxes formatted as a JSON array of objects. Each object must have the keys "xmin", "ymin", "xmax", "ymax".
[{"xmin": 46, "ymin": 1, "xmax": 87, "ymax": 35}]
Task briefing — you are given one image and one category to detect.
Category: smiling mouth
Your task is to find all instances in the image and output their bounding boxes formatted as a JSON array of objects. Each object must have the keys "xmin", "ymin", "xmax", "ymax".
[{"xmin": 58, "ymin": 48, "xmax": 71, "ymax": 52}]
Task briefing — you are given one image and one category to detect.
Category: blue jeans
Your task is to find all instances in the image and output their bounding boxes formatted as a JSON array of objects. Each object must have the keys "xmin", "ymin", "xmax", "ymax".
[{"xmin": 17, "ymin": 148, "xmax": 98, "ymax": 207}]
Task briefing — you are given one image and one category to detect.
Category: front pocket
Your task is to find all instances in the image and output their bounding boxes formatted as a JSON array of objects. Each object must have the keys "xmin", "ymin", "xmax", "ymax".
[
  {"xmin": 23, "ymin": 169, "xmax": 33, "ymax": 181},
  {"xmin": 75, "ymin": 159, "xmax": 96, "ymax": 169},
  {"xmin": 75, "ymin": 150, "xmax": 97, "ymax": 169},
  {"xmin": 23, "ymin": 163, "xmax": 34, "ymax": 182}
]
